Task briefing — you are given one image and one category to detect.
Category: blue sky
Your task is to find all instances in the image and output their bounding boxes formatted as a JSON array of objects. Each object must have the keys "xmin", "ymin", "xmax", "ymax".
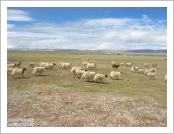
[{"xmin": 7, "ymin": 7, "xmax": 167, "ymax": 50}]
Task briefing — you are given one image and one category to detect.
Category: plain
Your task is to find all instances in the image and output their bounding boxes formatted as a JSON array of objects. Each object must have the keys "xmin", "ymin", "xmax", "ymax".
[{"xmin": 7, "ymin": 50, "xmax": 167, "ymax": 127}]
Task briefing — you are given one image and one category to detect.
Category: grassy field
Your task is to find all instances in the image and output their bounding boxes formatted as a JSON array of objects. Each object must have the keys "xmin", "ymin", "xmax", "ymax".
[{"xmin": 7, "ymin": 50, "xmax": 167, "ymax": 127}]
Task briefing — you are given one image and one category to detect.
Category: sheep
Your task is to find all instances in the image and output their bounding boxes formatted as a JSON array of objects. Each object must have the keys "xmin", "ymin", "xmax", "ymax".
[
  {"xmin": 150, "ymin": 68, "xmax": 158, "ymax": 72},
  {"xmin": 45, "ymin": 63, "xmax": 56, "ymax": 70},
  {"xmin": 147, "ymin": 72, "xmax": 156, "ymax": 79},
  {"xmin": 29, "ymin": 62, "xmax": 35, "ymax": 67},
  {"xmin": 70, "ymin": 67, "xmax": 83, "ymax": 74},
  {"xmin": 11, "ymin": 68, "xmax": 27, "ymax": 78},
  {"xmin": 144, "ymin": 63, "xmax": 148, "ymax": 67},
  {"xmin": 59, "ymin": 62, "xmax": 64, "ymax": 67},
  {"xmin": 7, "ymin": 68, "xmax": 16, "ymax": 75},
  {"xmin": 144, "ymin": 69, "xmax": 156, "ymax": 75},
  {"xmin": 130, "ymin": 66, "xmax": 136, "ymax": 72},
  {"xmin": 134, "ymin": 66, "xmax": 140, "ymax": 72},
  {"xmin": 152, "ymin": 63, "xmax": 157, "ymax": 67},
  {"xmin": 40, "ymin": 62, "xmax": 48, "ymax": 67},
  {"xmin": 165, "ymin": 74, "xmax": 167, "ymax": 82},
  {"xmin": 62, "ymin": 62, "xmax": 72, "ymax": 69},
  {"xmin": 93, "ymin": 73, "xmax": 108, "ymax": 83},
  {"xmin": 74, "ymin": 69, "xmax": 87, "ymax": 78},
  {"xmin": 138, "ymin": 69, "xmax": 145, "ymax": 74},
  {"xmin": 82, "ymin": 61, "xmax": 89, "ymax": 67},
  {"xmin": 112, "ymin": 64, "xmax": 120, "ymax": 69},
  {"xmin": 80, "ymin": 71, "xmax": 97, "ymax": 82},
  {"xmin": 120, "ymin": 63, "xmax": 125, "ymax": 66},
  {"xmin": 86, "ymin": 63, "xmax": 97, "ymax": 70},
  {"xmin": 32, "ymin": 67, "xmax": 46, "ymax": 76},
  {"xmin": 110, "ymin": 71, "xmax": 123, "ymax": 80},
  {"xmin": 7, "ymin": 64, "xmax": 17, "ymax": 68},
  {"xmin": 126, "ymin": 63, "xmax": 133, "ymax": 67},
  {"xmin": 15, "ymin": 61, "xmax": 21, "ymax": 67}
]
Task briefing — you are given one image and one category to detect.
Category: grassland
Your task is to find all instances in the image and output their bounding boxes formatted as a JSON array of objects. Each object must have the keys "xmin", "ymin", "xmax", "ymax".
[{"xmin": 7, "ymin": 50, "xmax": 167, "ymax": 127}]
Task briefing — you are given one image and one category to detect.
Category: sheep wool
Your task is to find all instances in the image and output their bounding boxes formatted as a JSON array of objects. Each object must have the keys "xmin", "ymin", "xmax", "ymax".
[
  {"xmin": 45, "ymin": 63, "xmax": 56, "ymax": 70},
  {"xmin": 62, "ymin": 62, "xmax": 71, "ymax": 69},
  {"xmin": 110, "ymin": 71, "xmax": 123, "ymax": 80},
  {"xmin": 32, "ymin": 67, "xmax": 46, "ymax": 76},
  {"xmin": 70, "ymin": 67, "xmax": 83, "ymax": 74},
  {"xmin": 11, "ymin": 68, "xmax": 27, "ymax": 78},
  {"xmin": 147, "ymin": 72, "xmax": 156, "ymax": 79},
  {"xmin": 86, "ymin": 63, "xmax": 96, "ymax": 70},
  {"xmin": 74, "ymin": 69, "xmax": 87, "ymax": 78},
  {"xmin": 93, "ymin": 73, "xmax": 108, "ymax": 83},
  {"xmin": 80, "ymin": 71, "xmax": 97, "ymax": 82},
  {"xmin": 7, "ymin": 64, "xmax": 16, "ymax": 68},
  {"xmin": 7, "ymin": 68, "xmax": 15, "ymax": 75}
]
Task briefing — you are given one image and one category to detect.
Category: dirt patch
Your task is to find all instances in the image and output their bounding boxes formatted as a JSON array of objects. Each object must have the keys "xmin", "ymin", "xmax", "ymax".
[{"xmin": 7, "ymin": 91, "xmax": 166, "ymax": 127}]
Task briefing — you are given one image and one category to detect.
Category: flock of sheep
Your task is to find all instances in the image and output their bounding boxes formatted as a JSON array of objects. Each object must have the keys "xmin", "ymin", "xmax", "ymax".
[{"xmin": 7, "ymin": 58, "xmax": 167, "ymax": 83}]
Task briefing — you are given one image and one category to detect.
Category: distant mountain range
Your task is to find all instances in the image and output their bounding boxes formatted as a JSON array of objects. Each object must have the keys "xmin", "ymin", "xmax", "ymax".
[{"xmin": 7, "ymin": 48, "xmax": 167, "ymax": 55}]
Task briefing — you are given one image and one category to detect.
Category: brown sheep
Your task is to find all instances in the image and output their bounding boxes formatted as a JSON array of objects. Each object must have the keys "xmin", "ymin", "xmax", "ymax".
[{"xmin": 112, "ymin": 64, "xmax": 120, "ymax": 69}]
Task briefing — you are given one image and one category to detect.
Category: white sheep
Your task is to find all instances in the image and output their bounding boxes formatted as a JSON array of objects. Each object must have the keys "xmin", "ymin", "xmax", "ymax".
[
  {"xmin": 11, "ymin": 68, "xmax": 27, "ymax": 78},
  {"xmin": 86, "ymin": 63, "xmax": 97, "ymax": 70},
  {"xmin": 126, "ymin": 63, "xmax": 133, "ymax": 67},
  {"xmin": 62, "ymin": 62, "xmax": 71, "ymax": 69},
  {"xmin": 45, "ymin": 63, "xmax": 56, "ymax": 70},
  {"xmin": 40, "ymin": 62, "xmax": 48, "ymax": 67},
  {"xmin": 74, "ymin": 69, "xmax": 87, "ymax": 78},
  {"xmin": 80, "ymin": 71, "xmax": 97, "ymax": 82},
  {"xmin": 165, "ymin": 74, "xmax": 167, "ymax": 82},
  {"xmin": 7, "ymin": 68, "xmax": 15, "ymax": 75},
  {"xmin": 110, "ymin": 71, "xmax": 123, "ymax": 80},
  {"xmin": 144, "ymin": 63, "xmax": 148, "ymax": 67},
  {"xmin": 134, "ymin": 66, "xmax": 140, "ymax": 72},
  {"xmin": 130, "ymin": 66, "xmax": 136, "ymax": 72},
  {"xmin": 138, "ymin": 69, "xmax": 145, "ymax": 74},
  {"xmin": 59, "ymin": 62, "xmax": 64, "ymax": 67},
  {"xmin": 83, "ymin": 61, "xmax": 89, "ymax": 67},
  {"xmin": 93, "ymin": 73, "xmax": 108, "ymax": 83},
  {"xmin": 147, "ymin": 72, "xmax": 156, "ymax": 79},
  {"xmin": 70, "ymin": 67, "xmax": 83, "ymax": 74},
  {"xmin": 7, "ymin": 64, "xmax": 17, "ymax": 68},
  {"xmin": 32, "ymin": 67, "xmax": 46, "ymax": 76},
  {"xmin": 144, "ymin": 68, "xmax": 156, "ymax": 75}
]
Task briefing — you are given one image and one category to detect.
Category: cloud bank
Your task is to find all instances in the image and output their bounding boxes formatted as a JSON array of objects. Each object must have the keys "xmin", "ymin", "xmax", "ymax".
[{"xmin": 7, "ymin": 9, "xmax": 167, "ymax": 50}]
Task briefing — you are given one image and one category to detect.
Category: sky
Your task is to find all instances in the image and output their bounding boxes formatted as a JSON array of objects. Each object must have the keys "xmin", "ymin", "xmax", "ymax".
[{"xmin": 7, "ymin": 7, "xmax": 167, "ymax": 50}]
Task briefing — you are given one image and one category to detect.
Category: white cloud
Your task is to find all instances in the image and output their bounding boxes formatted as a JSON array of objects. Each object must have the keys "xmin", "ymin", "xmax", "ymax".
[
  {"xmin": 7, "ymin": 24, "xmax": 15, "ymax": 29},
  {"xmin": 142, "ymin": 14, "xmax": 149, "ymax": 19},
  {"xmin": 7, "ymin": 15, "xmax": 167, "ymax": 50},
  {"xmin": 7, "ymin": 9, "xmax": 34, "ymax": 21}
]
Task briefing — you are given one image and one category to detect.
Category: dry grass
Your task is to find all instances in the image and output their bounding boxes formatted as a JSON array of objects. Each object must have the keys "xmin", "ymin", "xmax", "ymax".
[{"xmin": 7, "ymin": 86, "xmax": 166, "ymax": 127}]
